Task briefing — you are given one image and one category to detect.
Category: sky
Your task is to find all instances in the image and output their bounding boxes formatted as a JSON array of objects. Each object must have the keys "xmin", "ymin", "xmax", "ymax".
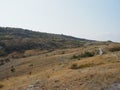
[{"xmin": 0, "ymin": 0, "xmax": 120, "ymax": 42}]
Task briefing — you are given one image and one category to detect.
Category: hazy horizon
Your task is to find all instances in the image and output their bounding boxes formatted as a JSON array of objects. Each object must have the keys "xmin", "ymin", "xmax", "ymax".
[{"xmin": 0, "ymin": 0, "xmax": 120, "ymax": 42}]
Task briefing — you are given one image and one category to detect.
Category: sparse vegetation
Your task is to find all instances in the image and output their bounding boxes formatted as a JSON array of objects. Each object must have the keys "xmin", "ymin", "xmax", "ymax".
[
  {"xmin": 71, "ymin": 51, "xmax": 94, "ymax": 60},
  {"xmin": 71, "ymin": 55, "xmax": 78, "ymax": 59},
  {"xmin": 0, "ymin": 58, "xmax": 10, "ymax": 66},
  {"xmin": 80, "ymin": 51, "xmax": 94, "ymax": 58},
  {"xmin": 70, "ymin": 63, "xmax": 95, "ymax": 69},
  {"xmin": 10, "ymin": 66, "xmax": 15, "ymax": 73},
  {"xmin": 109, "ymin": 46, "xmax": 120, "ymax": 52},
  {"xmin": 0, "ymin": 60, "xmax": 4, "ymax": 66},
  {"xmin": 0, "ymin": 27, "xmax": 90, "ymax": 56}
]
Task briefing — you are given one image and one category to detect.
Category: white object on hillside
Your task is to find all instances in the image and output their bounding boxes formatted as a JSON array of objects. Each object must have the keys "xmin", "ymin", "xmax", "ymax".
[
  {"xmin": 27, "ymin": 85, "xmax": 34, "ymax": 90},
  {"xmin": 99, "ymin": 48, "xmax": 103, "ymax": 55}
]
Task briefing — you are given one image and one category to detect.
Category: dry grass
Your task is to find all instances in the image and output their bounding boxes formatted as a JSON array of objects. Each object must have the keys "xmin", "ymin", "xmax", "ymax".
[{"xmin": 0, "ymin": 43, "xmax": 120, "ymax": 90}]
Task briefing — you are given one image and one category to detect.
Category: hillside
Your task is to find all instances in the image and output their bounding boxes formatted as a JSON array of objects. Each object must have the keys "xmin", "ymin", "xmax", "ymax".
[
  {"xmin": 0, "ymin": 42, "xmax": 120, "ymax": 90},
  {"xmin": 0, "ymin": 27, "xmax": 92, "ymax": 56},
  {"xmin": 0, "ymin": 27, "xmax": 120, "ymax": 90}
]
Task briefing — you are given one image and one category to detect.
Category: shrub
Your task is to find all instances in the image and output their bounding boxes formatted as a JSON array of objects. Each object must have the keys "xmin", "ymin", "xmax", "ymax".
[
  {"xmin": 0, "ymin": 84, "xmax": 4, "ymax": 88},
  {"xmin": 0, "ymin": 60, "xmax": 4, "ymax": 66},
  {"xmin": 29, "ymin": 71, "xmax": 32, "ymax": 75},
  {"xmin": 71, "ymin": 52, "xmax": 94, "ymax": 60},
  {"xmin": 61, "ymin": 51, "xmax": 65, "ymax": 54},
  {"xmin": 80, "ymin": 52, "xmax": 94, "ymax": 58},
  {"xmin": 71, "ymin": 55, "xmax": 79, "ymax": 59},
  {"xmin": 109, "ymin": 47, "xmax": 120, "ymax": 52},
  {"xmin": 11, "ymin": 66, "xmax": 15, "ymax": 72},
  {"xmin": 70, "ymin": 63, "xmax": 94, "ymax": 69},
  {"xmin": 71, "ymin": 63, "xmax": 103, "ymax": 70},
  {"xmin": 70, "ymin": 63, "xmax": 79, "ymax": 69}
]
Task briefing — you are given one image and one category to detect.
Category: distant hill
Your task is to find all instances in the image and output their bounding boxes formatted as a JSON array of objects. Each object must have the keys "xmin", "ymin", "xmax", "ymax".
[{"xmin": 0, "ymin": 27, "xmax": 93, "ymax": 56}]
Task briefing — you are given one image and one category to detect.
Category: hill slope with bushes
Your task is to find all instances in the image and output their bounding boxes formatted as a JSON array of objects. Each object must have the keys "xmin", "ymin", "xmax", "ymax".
[{"xmin": 0, "ymin": 27, "xmax": 93, "ymax": 56}]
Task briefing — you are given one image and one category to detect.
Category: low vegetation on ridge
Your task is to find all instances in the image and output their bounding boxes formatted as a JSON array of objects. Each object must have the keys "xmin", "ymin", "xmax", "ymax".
[{"xmin": 0, "ymin": 27, "xmax": 92, "ymax": 56}]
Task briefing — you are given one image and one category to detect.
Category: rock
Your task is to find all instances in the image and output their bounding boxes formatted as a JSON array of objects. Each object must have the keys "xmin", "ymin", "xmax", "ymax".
[
  {"xmin": 27, "ymin": 84, "xmax": 34, "ymax": 90},
  {"xmin": 99, "ymin": 48, "xmax": 103, "ymax": 55},
  {"xmin": 24, "ymin": 80, "xmax": 44, "ymax": 90},
  {"xmin": 104, "ymin": 83, "xmax": 120, "ymax": 90},
  {"xmin": 33, "ymin": 80, "xmax": 40, "ymax": 87}
]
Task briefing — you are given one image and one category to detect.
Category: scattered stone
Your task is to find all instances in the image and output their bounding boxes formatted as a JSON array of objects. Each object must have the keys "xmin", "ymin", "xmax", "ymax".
[
  {"xmin": 104, "ymin": 83, "xmax": 120, "ymax": 90},
  {"xmin": 23, "ymin": 80, "xmax": 43, "ymax": 90}
]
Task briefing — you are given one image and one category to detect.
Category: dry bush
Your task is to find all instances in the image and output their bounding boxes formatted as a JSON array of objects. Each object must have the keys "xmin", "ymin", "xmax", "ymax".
[
  {"xmin": 109, "ymin": 46, "xmax": 120, "ymax": 52},
  {"xmin": 70, "ymin": 63, "xmax": 94, "ymax": 69},
  {"xmin": 80, "ymin": 51, "xmax": 94, "ymax": 58},
  {"xmin": 71, "ymin": 52, "xmax": 94, "ymax": 60},
  {"xmin": 70, "ymin": 63, "xmax": 79, "ymax": 69},
  {"xmin": 71, "ymin": 55, "xmax": 78, "ymax": 59},
  {"xmin": 70, "ymin": 62, "xmax": 103, "ymax": 70},
  {"xmin": 78, "ymin": 63, "xmax": 95, "ymax": 68}
]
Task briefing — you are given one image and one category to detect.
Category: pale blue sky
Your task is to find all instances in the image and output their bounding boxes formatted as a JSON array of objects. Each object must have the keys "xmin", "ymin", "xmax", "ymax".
[{"xmin": 0, "ymin": 0, "xmax": 120, "ymax": 42}]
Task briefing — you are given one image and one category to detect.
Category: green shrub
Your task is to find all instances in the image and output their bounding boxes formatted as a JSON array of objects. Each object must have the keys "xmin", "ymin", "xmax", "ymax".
[
  {"xmin": 80, "ymin": 52, "xmax": 94, "ymax": 58},
  {"xmin": 71, "ymin": 52, "xmax": 94, "ymax": 59}
]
